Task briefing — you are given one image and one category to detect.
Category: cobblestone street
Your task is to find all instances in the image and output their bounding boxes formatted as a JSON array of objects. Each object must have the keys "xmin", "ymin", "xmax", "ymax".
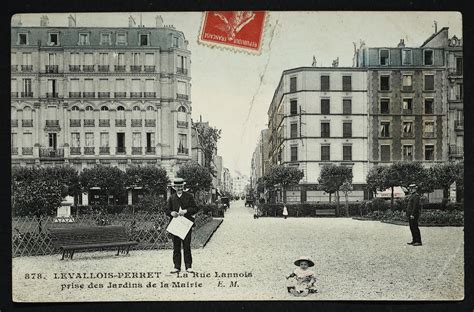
[{"xmin": 13, "ymin": 200, "xmax": 464, "ymax": 301}]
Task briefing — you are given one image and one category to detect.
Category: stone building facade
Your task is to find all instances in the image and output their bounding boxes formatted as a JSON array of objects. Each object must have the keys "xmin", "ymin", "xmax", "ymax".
[{"xmin": 11, "ymin": 15, "xmax": 192, "ymax": 177}]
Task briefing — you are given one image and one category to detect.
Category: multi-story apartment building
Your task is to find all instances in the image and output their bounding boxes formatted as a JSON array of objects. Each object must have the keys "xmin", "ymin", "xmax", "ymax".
[
  {"xmin": 222, "ymin": 167, "xmax": 232, "ymax": 195},
  {"xmin": 358, "ymin": 31, "xmax": 452, "ymax": 167},
  {"xmin": 250, "ymin": 128, "xmax": 269, "ymax": 193},
  {"xmin": 267, "ymin": 67, "xmax": 368, "ymax": 202},
  {"xmin": 232, "ymin": 172, "xmax": 250, "ymax": 197},
  {"xmin": 11, "ymin": 15, "xmax": 192, "ymax": 177}
]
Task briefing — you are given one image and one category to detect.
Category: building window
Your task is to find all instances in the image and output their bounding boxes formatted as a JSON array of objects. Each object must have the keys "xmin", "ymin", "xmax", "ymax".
[
  {"xmin": 424, "ymin": 75, "xmax": 434, "ymax": 91},
  {"xmin": 321, "ymin": 145, "xmax": 330, "ymax": 161},
  {"xmin": 173, "ymin": 37, "xmax": 179, "ymax": 48},
  {"xmin": 48, "ymin": 33, "xmax": 59, "ymax": 46},
  {"xmin": 290, "ymin": 123, "xmax": 298, "ymax": 138},
  {"xmin": 425, "ymin": 99, "xmax": 434, "ymax": 114},
  {"xmin": 321, "ymin": 99, "xmax": 330, "ymax": 115},
  {"xmin": 380, "ymin": 145, "xmax": 391, "ymax": 162},
  {"xmin": 178, "ymin": 134, "xmax": 188, "ymax": 154},
  {"xmin": 71, "ymin": 133, "xmax": 80, "ymax": 148},
  {"xmin": 402, "ymin": 121, "xmax": 413, "ymax": 137},
  {"xmin": 402, "ymin": 74, "xmax": 413, "ymax": 91},
  {"xmin": 380, "ymin": 122, "xmax": 390, "ymax": 137},
  {"xmin": 23, "ymin": 78, "xmax": 32, "ymax": 95},
  {"xmin": 380, "ymin": 99, "xmax": 390, "ymax": 114},
  {"xmin": 380, "ymin": 75, "xmax": 390, "ymax": 91},
  {"xmin": 140, "ymin": 34, "xmax": 149, "ymax": 46},
  {"xmin": 403, "ymin": 145, "xmax": 413, "ymax": 161},
  {"xmin": 79, "ymin": 33, "xmax": 90, "ymax": 45},
  {"xmin": 290, "ymin": 77, "xmax": 297, "ymax": 92},
  {"xmin": 342, "ymin": 99, "xmax": 351, "ymax": 115},
  {"xmin": 402, "ymin": 98, "xmax": 413, "ymax": 114},
  {"xmin": 424, "ymin": 50, "xmax": 434, "ymax": 65},
  {"xmin": 321, "ymin": 75, "xmax": 330, "ymax": 91},
  {"xmin": 116, "ymin": 33, "xmax": 127, "ymax": 45},
  {"xmin": 343, "ymin": 145, "xmax": 352, "ymax": 161},
  {"xmin": 379, "ymin": 49, "xmax": 389, "ymax": 65},
  {"xmin": 100, "ymin": 33, "xmax": 111, "ymax": 45},
  {"xmin": 425, "ymin": 145, "xmax": 435, "ymax": 161},
  {"xmin": 18, "ymin": 33, "xmax": 28, "ymax": 45},
  {"xmin": 342, "ymin": 76, "xmax": 351, "ymax": 91},
  {"xmin": 402, "ymin": 49, "xmax": 412, "ymax": 65},
  {"xmin": 343, "ymin": 122, "xmax": 352, "ymax": 138},
  {"xmin": 423, "ymin": 121, "xmax": 435, "ymax": 137},
  {"xmin": 456, "ymin": 57, "xmax": 463, "ymax": 75},
  {"xmin": 290, "ymin": 146, "xmax": 298, "ymax": 162},
  {"xmin": 321, "ymin": 122, "xmax": 330, "ymax": 138},
  {"xmin": 290, "ymin": 100, "xmax": 298, "ymax": 115}
]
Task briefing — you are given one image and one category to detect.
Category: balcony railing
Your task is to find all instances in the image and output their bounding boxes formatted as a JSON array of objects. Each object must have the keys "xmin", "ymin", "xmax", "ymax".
[
  {"xmin": 21, "ymin": 65, "xmax": 33, "ymax": 72},
  {"xmin": 144, "ymin": 92, "xmax": 156, "ymax": 98},
  {"xmin": 45, "ymin": 65, "xmax": 59, "ymax": 73},
  {"xmin": 12, "ymin": 119, "xmax": 18, "ymax": 127},
  {"xmin": 144, "ymin": 65, "xmax": 156, "ymax": 72},
  {"xmin": 145, "ymin": 119, "xmax": 156, "ymax": 127},
  {"xmin": 70, "ymin": 147, "xmax": 81, "ymax": 155},
  {"xmin": 116, "ymin": 147, "xmax": 126, "ymax": 154},
  {"xmin": 46, "ymin": 93, "xmax": 59, "ymax": 98},
  {"xmin": 130, "ymin": 65, "xmax": 142, "ymax": 72},
  {"xmin": 455, "ymin": 120, "xmax": 464, "ymax": 130},
  {"xmin": 177, "ymin": 121, "xmax": 188, "ymax": 128},
  {"xmin": 69, "ymin": 92, "xmax": 81, "ymax": 98},
  {"xmin": 177, "ymin": 147, "xmax": 189, "ymax": 155},
  {"xmin": 114, "ymin": 92, "xmax": 127, "ymax": 98},
  {"xmin": 69, "ymin": 65, "xmax": 81, "ymax": 72},
  {"xmin": 11, "ymin": 92, "xmax": 18, "ymax": 98},
  {"xmin": 98, "ymin": 65, "xmax": 110, "ymax": 72},
  {"xmin": 449, "ymin": 144, "xmax": 463, "ymax": 156},
  {"xmin": 100, "ymin": 147, "xmax": 110, "ymax": 154},
  {"xmin": 11, "ymin": 65, "xmax": 18, "ymax": 72},
  {"xmin": 132, "ymin": 147, "xmax": 142, "ymax": 155},
  {"xmin": 114, "ymin": 65, "xmax": 126, "ymax": 72},
  {"xmin": 177, "ymin": 67, "xmax": 188, "ymax": 75},
  {"xmin": 22, "ymin": 119, "xmax": 33, "ymax": 127},
  {"xmin": 402, "ymin": 132, "xmax": 414, "ymax": 138},
  {"xmin": 130, "ymin": 92, "xmax": 142, "ymax": 98},
  {"xmin": 115, "ymin": 119, "xmax": 126, "ymax": 127},
  {"xmin": 177, "ymin": 93, "xmax": 189, "ymax": 100},
  {"xmin": 45, "ymin": 120, "xmax": 59, "ymax": 127},
  {"xmin": 12, "ymin": 147, "xmax": 18, "ymax": 155},
  {"xmin": 131, "ymin": 119, "xmax": 142, "ymax": 127},
  {"xmin": 99, "ymin": 119, "xmax": 110, "ymax": 127},
  {"xmin": 84, "ymin": 119, "xmax": 95, "ymax": 127},
  {"xmin": 82, "ymin": 65, "xmax": 95, "ymax": 72},
  {"xmin": 83, "ymin": 92, "xmax": 95, "ymax": 98},
  {"xmin": 146, "ymin": 146, "xmax": 156, "ymax": 154},
  {"xmin": 39, "ymin": 147, "xmax": 64, "ymax": 159},
  {"xmin": 84, "ymin": 147, "xmax": 95, "ymax": 155},
  {"xmin": 98, "ymin": 92, "xmax": 110, "ymax": 98},
  {"xmin": 70, "ymin": 119, "xmax": 81, "ymax": 127},
  {"xmin": 22, "ymin": 147, "xmax": 33, "ymax": 155},
  {"xmin": 21, "ymin": 92, "xmax": 33, "ymax": 98}
]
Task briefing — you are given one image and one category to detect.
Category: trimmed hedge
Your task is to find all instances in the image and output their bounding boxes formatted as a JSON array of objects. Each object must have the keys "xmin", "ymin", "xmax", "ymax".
[{"xmin": 364, "ymin": 209, "xmax": 464, "ymax": 226}]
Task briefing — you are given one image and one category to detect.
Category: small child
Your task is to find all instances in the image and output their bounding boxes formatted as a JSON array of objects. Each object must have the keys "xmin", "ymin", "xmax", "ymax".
[{"xmin": 286, "ymin": 256, "xmax": 317, "ymax": 297}]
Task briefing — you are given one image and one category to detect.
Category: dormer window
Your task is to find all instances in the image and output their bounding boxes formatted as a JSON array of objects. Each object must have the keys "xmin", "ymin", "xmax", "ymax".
[
  {"xmin": 173, "ymin": 37, "xmax": 179, "ymax": 48},
  {"xmin": 117, "ymin": 33, "xmax": 127, "ymax": 45},
  {"xmin": 79, "ymin": 33, "xmax": 90, "ymax": 45},
  {"xmin": 402, "ymin": 49, "xmax": 412, "ymax": 65},
  {"xmin": 48, "ymin": 33, "xmax": 59, "ymax": 46},
  {"xmin": 379, "ymin": 49, "xmax": 389, "ymax": 66},
  {"xmin": 424, "ymin": 50, "xmax": 434, "ymax": 65},
  {"xmin": 18, "ymin": 33, "xmax": 28, "ymax": 45},
  {"xmin": 139, "ymin": 34, "xmax": 149, "ymax": 46},
  {"xmin": 100, "ymin": 33, "xmax": 111, "ymax": 45}
]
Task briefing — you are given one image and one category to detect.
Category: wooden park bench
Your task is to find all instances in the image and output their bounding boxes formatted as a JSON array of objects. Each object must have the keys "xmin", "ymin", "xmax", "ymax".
[
  {"xmin": 315, "ymin": 208, "xmax": 336, "ymax": 217},
  {"xmin": 50, "ymin": 225, "xmax": 138, "ymax": 260}
]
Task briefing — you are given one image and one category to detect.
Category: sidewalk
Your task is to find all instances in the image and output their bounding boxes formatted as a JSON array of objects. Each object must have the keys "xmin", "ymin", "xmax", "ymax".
[{"xmin": 13, "ymin": 200, "xmax": 464, "ymax": 301}]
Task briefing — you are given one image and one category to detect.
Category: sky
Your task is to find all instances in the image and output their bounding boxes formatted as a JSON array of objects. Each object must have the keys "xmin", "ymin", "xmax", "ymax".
[{"xmin": 15, "ymin": 12, "xmax": 462, "ymax": 177}]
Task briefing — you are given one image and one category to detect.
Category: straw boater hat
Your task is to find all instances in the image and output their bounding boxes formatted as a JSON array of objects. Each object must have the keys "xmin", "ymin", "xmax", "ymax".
[
  {"xmin": 408, "ymin": 183, "xmax": 418, "ymax": 188},
  {"xmin": 172, "ymin": 178, "xmax": 186, "ymax": 188},
  {"xmin": 294, "ymin": 256, "xmax": 315, "ymax": 267}
]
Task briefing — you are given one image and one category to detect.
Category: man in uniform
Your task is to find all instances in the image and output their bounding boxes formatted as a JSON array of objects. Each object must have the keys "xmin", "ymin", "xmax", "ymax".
[
  {"xmin": 167, "ymin": 178, "xmax": 198, "ymax": 273},
  {"xmin": 406, "ymin": 183, "xmax": 422, "ymax": 246}
]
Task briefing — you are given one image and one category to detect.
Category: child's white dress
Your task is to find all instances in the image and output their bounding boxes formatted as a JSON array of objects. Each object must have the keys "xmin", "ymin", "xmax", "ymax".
[{"xmin": 287, "ymin": 268, "xmax": 317, "ymax": 296}]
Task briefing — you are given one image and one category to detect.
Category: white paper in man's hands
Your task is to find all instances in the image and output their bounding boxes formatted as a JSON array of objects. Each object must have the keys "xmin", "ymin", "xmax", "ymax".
[{"xmin": 166, "ymin": 215, "xmax": 193, "ymax": 240}]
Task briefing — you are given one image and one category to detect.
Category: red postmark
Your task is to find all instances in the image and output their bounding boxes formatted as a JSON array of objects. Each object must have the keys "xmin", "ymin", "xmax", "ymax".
[{"xmin": 199, "ymin": 11, "xmax": 267, "ymax": 53}]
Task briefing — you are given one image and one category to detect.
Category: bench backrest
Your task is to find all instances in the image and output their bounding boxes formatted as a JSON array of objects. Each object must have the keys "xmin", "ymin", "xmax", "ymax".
[{"xmin": 50, "ymin": 225, "xmax": 130, "ymax": 246}]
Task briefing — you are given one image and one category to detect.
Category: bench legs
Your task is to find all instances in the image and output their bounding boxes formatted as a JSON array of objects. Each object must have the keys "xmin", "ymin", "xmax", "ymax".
[{"xmin": 61, "ymin": 249, "xmax": 75, "ymax": 260}]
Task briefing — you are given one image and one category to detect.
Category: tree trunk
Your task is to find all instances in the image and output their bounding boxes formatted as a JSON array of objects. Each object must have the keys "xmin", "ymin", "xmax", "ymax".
[
  {"xmin": 37, "ymin": 215, "xmax": 42, "ymax": 234},
  {"xmin": 391, "ymin": 186, "xmax": 394, "ymax": 209},
  {"xmin": 345, "ymin": 192, "xmax": 349, "ymax": 217},
  {"xmin": 329, "ymin": 193, "xmax": 332, "ymax": 203},
  {"xmin": 336, "ymin": 190, "xmax": 340, "ymax": 216}
]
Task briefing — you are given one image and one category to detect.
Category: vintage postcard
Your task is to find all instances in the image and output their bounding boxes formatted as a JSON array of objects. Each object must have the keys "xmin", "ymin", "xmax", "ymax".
[{"xmin": 11, "ymin": 11, "xmax": 464, "ymax": 301}]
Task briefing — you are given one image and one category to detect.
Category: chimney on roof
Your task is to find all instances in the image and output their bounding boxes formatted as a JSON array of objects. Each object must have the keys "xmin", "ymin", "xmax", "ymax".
[
  {"xmin": 68, "ymin": 15, "xmax": 76, "ymax": 27},
  {"xmin": 397, "ymin": 39, "xmax": 405, "ymax": 48},
  {"xmin": 128, "ymin": 16, "xmax": 136, "ymax": 28},
  {"xmin": 40, "ymin": 15, "xmax": 49, "ymax": 27},
  {"xmin": 156, "ymin": 15, "xmax": 164, "ymax": 28}
]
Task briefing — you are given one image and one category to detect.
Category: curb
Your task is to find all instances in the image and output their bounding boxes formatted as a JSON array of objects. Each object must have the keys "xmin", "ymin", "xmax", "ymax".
[
  {"xmin": 352, "ymin": 217, "xmax": 464, "ymax": 227},
  {"xmin": 201, "ymin": 219, "xmax": 224, "ymax": 248}
]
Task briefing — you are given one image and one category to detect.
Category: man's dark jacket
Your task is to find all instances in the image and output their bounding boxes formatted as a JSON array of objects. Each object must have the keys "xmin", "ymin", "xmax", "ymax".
[
  {"xmin": 406, "ymin": 192, "xmax": 421, "ymax": 220},
  {"xmin": 166, "ymin": 192, "xmax": 199, "ymax": 223}
]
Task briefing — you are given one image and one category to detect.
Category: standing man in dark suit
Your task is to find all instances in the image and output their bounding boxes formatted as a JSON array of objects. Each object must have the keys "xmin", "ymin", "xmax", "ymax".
[
  {"xmin": 406, "ymin": 183, "xmax": 422, "ymax": 246},
  {"xmin": 167, "ymin": 178, "xmax": 199, "ymax": 273}
]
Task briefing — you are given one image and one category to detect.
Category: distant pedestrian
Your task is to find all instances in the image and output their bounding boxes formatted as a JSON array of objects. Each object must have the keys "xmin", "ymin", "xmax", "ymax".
[
  {"xmin": 406, "ymin": 183, "xmax": 422, "ymax": 246},
  {"xmin": 283, "ymin": 205, "xmax": 288, "ymax": 219},
  {"xmin": 286, "ymin": 256, "xmax": 317, "ymax": 296}
]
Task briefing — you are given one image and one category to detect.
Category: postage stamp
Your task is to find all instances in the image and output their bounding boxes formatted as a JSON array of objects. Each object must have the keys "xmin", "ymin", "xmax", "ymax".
[{"xmin": 198, "ymin": 11, "xmax": 267, "ymax": 54}]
